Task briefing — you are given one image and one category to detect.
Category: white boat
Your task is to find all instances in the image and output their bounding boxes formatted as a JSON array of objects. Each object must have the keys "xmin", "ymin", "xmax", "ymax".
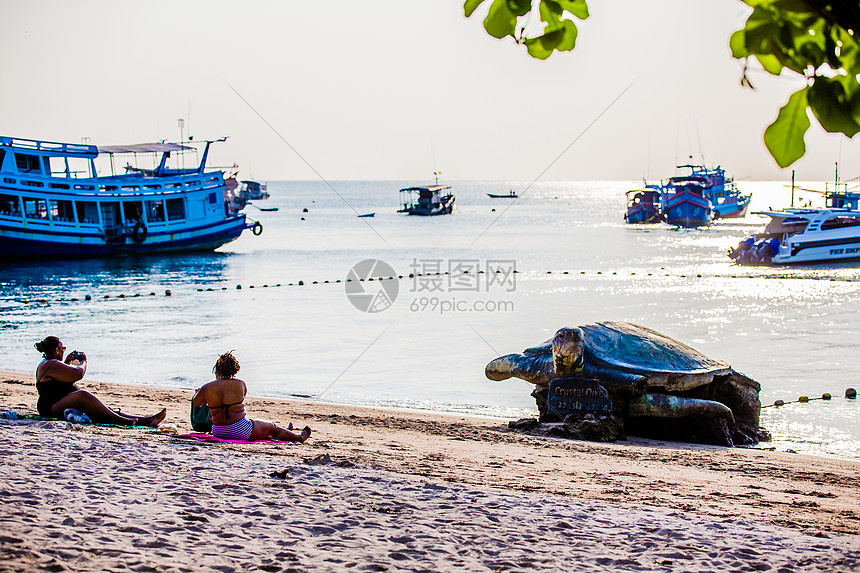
[
  {"xmin": 0, "ymin": 136, "xmax": 262, "ymax": 258},
  {"xmin": 728, "ymin": 207, "xmax": 860, "ymax": 265}
]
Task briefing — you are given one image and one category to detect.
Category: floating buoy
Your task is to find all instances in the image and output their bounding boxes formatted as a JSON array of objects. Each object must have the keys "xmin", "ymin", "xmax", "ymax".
[
  {"xmin": 236, "ymin": 285, "xmax": 242, "ymax": 289},
  {"xmin": 798, "ymin": 395, "xmax": 809, "ymax": 403},
  {"xmin": 165, "ymin": 290, "xmax": 171, "ymax": 296},
  {"xmin": 197, "ymin": 288, "xmax": 203, "ymax": 292},
  {"xmin": 104, "ymin": 295, "xmax": 110, "ymax": 299},
  {"xmin": 300, "ymin": 217, "xmax": 305, "ymax": 220},
  {"xmin": 773, "ymin": 400, "xmax": 785, "ymax": 407},
  {"xmin": 118, "ymin": 294, "xmax": 125, "ymax": 298},
  {"xmin": 847, "ymin": 388, "xmax": 857, "ymax": 399},
  {"xmin": 250, "ymin": 285, "xmax": 255, "ymax": 288},
  {"xmin": 298, "ymin": 281, "xmax": 304, "ymax": 286},
  {"xmin": 85, "ymin": 294, "xmax": 92, "ymax": 301},
  {"xmin": 302, "ymin": 208, "xmax": 309, "ymax": 212},
  {"xmin": 822, "ymin": 393, "xmax": 832, "ymax": 400}
]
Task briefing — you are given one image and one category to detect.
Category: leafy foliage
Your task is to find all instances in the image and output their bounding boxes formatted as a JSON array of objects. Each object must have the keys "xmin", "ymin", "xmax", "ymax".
[
  {"xmin": 463, "ymin": 0, "xmax": 589, "ymax": 60},
  {"xmin": 732, "ymin": 1, "xmax": 860, "ymax": 167},
  {"xmin": 465, "ymin": 0, "xmax": 860, "ymax": 167}
]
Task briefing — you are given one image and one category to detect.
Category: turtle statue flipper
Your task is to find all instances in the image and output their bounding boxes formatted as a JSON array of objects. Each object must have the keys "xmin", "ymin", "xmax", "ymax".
[{"xmin": 629, "ymin": 394, "xmax": 735, "ymax": 424}]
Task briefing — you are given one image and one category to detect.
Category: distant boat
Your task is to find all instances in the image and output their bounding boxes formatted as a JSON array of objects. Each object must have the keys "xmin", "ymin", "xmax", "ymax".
[
  {"xmin": 673, "ymin": 165, "xmax": 751, "ymax": 219},
  {"xmin": 663, "ymin": 180, "xmax": 713, "ymax": 227},
  {"xmin": 357, "ymin": 213, "xmax": 375, "ymax": 218},
  {"xmin": 488, "ymin": 191, "xmax": 518, "ymax": 199},
  {"xmin": 397, "ymin": 183, "xmax": 455, "ymax": 216},
  {"xmin": 624, "ymin": 185, "xmax": 663, "ymax": 224}
]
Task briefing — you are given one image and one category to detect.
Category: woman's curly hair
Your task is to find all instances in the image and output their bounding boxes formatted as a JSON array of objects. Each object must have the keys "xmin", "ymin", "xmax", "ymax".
[{"xmin": 213, "ymin": 351, "xmax": 240, "ymax": 379}]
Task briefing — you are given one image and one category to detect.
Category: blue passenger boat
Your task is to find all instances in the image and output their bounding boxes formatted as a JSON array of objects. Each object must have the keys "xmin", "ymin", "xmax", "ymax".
[
  {"xmin": 675, "ymin": 165, "xmax": 751, "ymax": 219},
  {"xmin": 663, "ymin": 180, "xmax": 713, "ymax": 227},
  {"xmin": 624, "ymin": 185, "xmax": 664, "ymax": 224},
  {"xmin": 0, "ymin": 136, "xmax": 261, "ymax": 258}
]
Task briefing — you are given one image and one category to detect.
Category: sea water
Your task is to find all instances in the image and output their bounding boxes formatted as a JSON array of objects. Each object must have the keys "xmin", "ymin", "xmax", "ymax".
[{"xmin": 2, "ymin": 180, "xmax": 859, "ymax": 459}]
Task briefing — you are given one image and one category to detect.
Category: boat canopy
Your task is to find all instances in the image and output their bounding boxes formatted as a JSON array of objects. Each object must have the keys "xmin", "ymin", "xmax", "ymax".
[
  {"xmin": 96, "ymin": 142, "xmax": 194, "ymax": 155},
  {"xmin": 399, "ymin": 185, "xmax": 452, "ymax": 193}
]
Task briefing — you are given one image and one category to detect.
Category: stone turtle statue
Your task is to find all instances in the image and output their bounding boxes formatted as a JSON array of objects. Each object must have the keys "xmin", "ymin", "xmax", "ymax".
[{"xmin": 486, "ymin": 320, "xmax": 770, "ymax": 446}]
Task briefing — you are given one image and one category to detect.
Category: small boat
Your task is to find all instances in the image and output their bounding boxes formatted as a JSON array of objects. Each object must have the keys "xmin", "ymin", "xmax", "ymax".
[
  {"xmin": 729, "ymin": 207, "xmax": 860, "ymax": 265},
  {"xmin": 488, "ymin": 191, "xmax": 518, "ymax": 199},
  {"xmin": 357, "ymin": 213, "xmax": 375, "ymax": 218},
  {"xmin": 662, "ymin": 180, "xmax": 713, "ymax": 227},
  {"xmin": 397, "ymin": 183, "xmax": 455, "ymax": 216},
  {"xmin": 624, "ymin": 185, "xmax": 663, "ymax": 224},
  {"xmin": 675, "ymin": 165, "xmax": 751, "ymax": 219},
  {"xmin": 0, "ymin": 135, "xmax": 261, "ymax": 258}
]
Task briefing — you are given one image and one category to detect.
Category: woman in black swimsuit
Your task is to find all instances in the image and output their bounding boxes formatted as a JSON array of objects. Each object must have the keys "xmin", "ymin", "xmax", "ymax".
[{"xmin": 34, "ymin": 336, "xmax": 167, "ymax": 427}]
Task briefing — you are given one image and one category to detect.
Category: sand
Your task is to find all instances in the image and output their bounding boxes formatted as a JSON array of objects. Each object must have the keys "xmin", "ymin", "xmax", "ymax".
[{"xmin": 1, "ymin": 370, "xmax": 860, "ymax": 572}]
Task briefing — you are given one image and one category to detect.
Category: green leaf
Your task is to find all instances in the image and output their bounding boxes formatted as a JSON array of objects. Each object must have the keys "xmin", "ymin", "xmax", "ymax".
[
  {"xmin": 508, "ymin": 0, "xmax": 532, "ymax": 17},
  {"xmin": 764, "ymin": 87, "xmax": 811, "ymax": 168},
  {"xmin": 483, "ymin": 0, "xmax": 518, "ymax": 39},
  {"xmin": 525, "ymin": 20, "xmax": 578, "ymax": 59},
  {"xmin": 556, "ymin": 0, "xmax": 589, "ymax": 19},
  {"xmin": 755, "ymin": 53, "xmax": 785, "ymax": 75},
  {"xmin": 464, "ymin": 0, "xmax": 487, "ymax": 18},
  {"xmin": 808, "ymin": 78, "xmax": 860, "ymax": 137}
]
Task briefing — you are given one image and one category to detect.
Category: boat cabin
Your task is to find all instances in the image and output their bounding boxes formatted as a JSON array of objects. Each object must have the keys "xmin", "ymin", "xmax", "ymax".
[{"xmin": 397, "ymin": 184, "xmax": 455, "ymax": 216}]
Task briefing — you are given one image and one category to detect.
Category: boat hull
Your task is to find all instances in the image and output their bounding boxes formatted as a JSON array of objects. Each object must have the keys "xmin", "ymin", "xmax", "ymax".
[
  {"xmin": 625, "ymin": 204, "xmax": 661, "ymax": 224},
  {"xmin": 0, "ymin": 217, "xmax": 248, "ymax": 259},
  {"xmin": 713, "ymin": 195, "xmax": 751, "ymax": 219},
  {"xmin": 663, "ymin": 192, "xmax": 712, "ymax": 227}
]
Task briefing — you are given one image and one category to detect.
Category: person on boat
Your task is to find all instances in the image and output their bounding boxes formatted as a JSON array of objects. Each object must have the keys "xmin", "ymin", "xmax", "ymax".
[
  {"xmin": 34, "ymin": 336, "xmax": 168, "ymax": 426},
  {"xmin": 193, "ymin": 352, "xmax": 311, "ymax": 442}
]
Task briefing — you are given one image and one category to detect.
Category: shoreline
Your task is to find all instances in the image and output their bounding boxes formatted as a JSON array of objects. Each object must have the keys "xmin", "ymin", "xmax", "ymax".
[{"xmin": 2, "ymin": 369, "xmax": 860, "ymax": 570}]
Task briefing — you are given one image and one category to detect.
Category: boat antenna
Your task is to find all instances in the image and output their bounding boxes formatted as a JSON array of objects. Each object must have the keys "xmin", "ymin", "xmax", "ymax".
[
  {"xmin": 178, "ymin": 118, "xmax": 185, "ymax": 171},
  {"xmin": 695, "ymin": 120, "xmax": 705, "ymax": 165},
  {"xmin": 835, "ymin": 161, "xmax": 839, "ymax": 185},
  {"xmin": 791, "ymin": 169, "xmax": 795, "ymax": 207}
]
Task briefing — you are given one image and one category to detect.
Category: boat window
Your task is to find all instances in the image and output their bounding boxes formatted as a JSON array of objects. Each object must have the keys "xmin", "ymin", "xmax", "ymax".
[
  {"xmin": 821, "ymin": 216, "xmax": 860, "ymax": 230},
  {"xmin": 22, "ymin": 197, "xmax": 48, "ymax": 219},
  {"xmin": 208, "ymin": 192, "xmax": 217, "ymax": 204},
  {"xmin": 0, "ymin": 150, "xmax": 5, "ymax": 170},
  {"xmin": 3, "ymin": 178, "xmax": 15, "ymax": 184},
  {"xmin": 166, "ymin": 198, "xmax": 185, "ymax": 220},
  {"xmin": 0, "ymin": 194, "xmax": 20, "ymax": 217},
  {"xmin": 75, "ymin": 201, "xmax": 99, "ymax": 224},
  {"xmin": 122, "ymin": 201, "xmax": 143, "ymax": 223},
  {"xmin": 22, "ymin": 180, "xmax": 44, "ymax": 188},
  {"xmin": 121, "ymin": 185, "xmax": 140, "ymax": 192},
  {"xmin": 143, "ymin": 184, "xmax": 161, "ymax": 191},
  {"xmin": 50, "ymin": 200, "xmax": 75, "ymax": 222},
  {"xmin": 15, "ymin": 153, "xmax": 41, "ymax": 174},
  {"xmin": 146, "ymin": 200, "xmax": 165, "ymax": 222}
]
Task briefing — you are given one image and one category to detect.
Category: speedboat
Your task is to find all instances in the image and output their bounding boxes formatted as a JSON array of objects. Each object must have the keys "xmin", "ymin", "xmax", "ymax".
[
  {"xmin": 728, "ymin": 207, "xmax": 860, "ymax": 265},
  {"xmin": 663, "ymin": 180, "xmax": 713, "ymax": 227},
  {"xmin": 0, "ymin": 135, "xmax": 261, "ymax": 258},
  {"xmin": 488, "ymin": 191, "xmax": 517, "ymax": 199},
  {"xmin": 624, "ymin": 185, "xmax": 663, "ymax": 224}
]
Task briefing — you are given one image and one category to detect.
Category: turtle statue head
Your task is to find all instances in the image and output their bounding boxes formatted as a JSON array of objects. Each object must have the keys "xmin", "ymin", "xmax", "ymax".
[{"xmin": 552, "ymin": 327, "xmax": 585, "ymax": 377}]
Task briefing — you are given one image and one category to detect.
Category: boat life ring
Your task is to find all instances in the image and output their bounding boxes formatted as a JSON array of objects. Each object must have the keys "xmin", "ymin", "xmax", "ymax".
[
  {"xmin": 131, "ymin": 221, "xmax": 148, "ymax": 243},
  {"xmin": 252, "ymin": 221, "xmax": 263, "ymax": 236}
]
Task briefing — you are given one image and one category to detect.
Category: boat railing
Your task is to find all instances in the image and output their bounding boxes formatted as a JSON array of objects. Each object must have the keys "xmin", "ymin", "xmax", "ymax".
[{"xmin": 0, "ymin": 136, "xmax": 97, "ymax": 157}]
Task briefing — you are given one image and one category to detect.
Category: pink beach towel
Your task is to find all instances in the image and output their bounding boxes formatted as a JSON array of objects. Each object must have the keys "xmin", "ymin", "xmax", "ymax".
[{"xmin": 170, "ymin": 433, "xmax": 301, "ymax": 445}]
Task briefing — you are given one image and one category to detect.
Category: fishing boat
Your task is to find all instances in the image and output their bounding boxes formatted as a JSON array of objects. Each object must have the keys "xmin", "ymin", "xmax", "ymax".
[
  {"xmin": 675, "ymin": 165, "xmax": 751, "ymax": 219},
  {"xmin": 624, "ymin": 184, "xmax": 663, "ymax": 224},
  {"xmin": 728, "ymin": 207, "xmax": 860, "ymax": 265},
  {"xmin": 662, "ymin": 180, "xmax": 713, "ymax": 227},
  {"xmin": 0, "ymin": 135, "xmax": 261, "ymax": 258},
  {"xmin": 397, "ymin": 183, "xmax": 455, "ymax": 216},
  {"xmin": 488, "ymin": 191, "xmax": 518, "ymax": 199}
]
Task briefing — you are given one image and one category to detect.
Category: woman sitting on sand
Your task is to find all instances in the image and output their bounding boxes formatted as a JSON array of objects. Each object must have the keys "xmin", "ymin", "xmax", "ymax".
[
  {"xmin": 193, "ymin": 352, "xmax": 311, "ymax": 443},
  {"xmin": 34, "ymin": 336, "xmax": 167, "ymax": 427}
]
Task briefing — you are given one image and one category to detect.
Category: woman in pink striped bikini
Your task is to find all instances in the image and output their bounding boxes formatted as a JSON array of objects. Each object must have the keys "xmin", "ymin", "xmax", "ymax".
[{"xmin": 193, "ymin": 352, "xmax": 311, "ymax": 443}]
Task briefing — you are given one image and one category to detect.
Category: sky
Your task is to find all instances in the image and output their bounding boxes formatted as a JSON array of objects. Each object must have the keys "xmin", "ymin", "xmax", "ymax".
[{"xmin": 2, "ymin": 0, "xmax": 857, "ymax": 183}]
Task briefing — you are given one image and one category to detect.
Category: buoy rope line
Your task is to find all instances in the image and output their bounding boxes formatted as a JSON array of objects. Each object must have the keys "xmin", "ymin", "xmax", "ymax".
[
  {"xmin": 6, "ymin": 268, "xmax": 860, "ymax": 306},
  {"xmin": 762, "ymin": 390, "xmax": 858, "ymax": 408}
]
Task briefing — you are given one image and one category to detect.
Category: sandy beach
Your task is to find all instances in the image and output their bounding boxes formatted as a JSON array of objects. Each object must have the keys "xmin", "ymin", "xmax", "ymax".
[{"xmin": 2, "ymin": 370, "xmax": 860, "ymax": 572}]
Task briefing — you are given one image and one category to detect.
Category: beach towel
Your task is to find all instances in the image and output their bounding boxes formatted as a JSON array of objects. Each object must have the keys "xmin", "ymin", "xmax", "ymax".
[{"xmin": 170, "ymin": 433, "xmax": 301, "ymax": 445}]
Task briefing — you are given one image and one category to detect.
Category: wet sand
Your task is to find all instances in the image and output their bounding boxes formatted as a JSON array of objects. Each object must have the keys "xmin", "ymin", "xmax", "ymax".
[{"xmin": 1, "ymin": 371, "xmax": 859, "ymax": 572}]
